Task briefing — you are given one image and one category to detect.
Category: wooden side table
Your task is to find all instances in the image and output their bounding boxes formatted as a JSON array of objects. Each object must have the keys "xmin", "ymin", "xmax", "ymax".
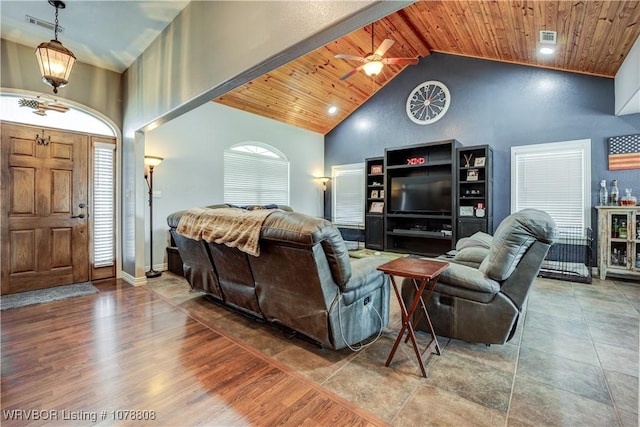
[{"xmin": 377, "ymin": 257, "xmax": 449, "ymax": 377}]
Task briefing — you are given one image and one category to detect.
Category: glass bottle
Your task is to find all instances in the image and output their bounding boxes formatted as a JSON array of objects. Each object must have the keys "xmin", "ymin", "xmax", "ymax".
[
  {"xmin": 621, "ymin": 188, "xmax": 637, "ymax": 206},
  {"xmin": 612, "ymin": 218, "xmax": 619, "ymax": 238},
  {"xmin": 610, "ymin": 179, "xmax": 619, "ymax": 205},
  {"xmin": 619, "ymin": 220, "xmax": 627, "ymax": 239},
  {"xmin": 599, "ymin": 180, "xmax": 608, "ymax": 205},
  {"xmin": 611, "ymin": 248, "xmax": 619, "ymax": 265},
  {"xmin": 636, "ymin": 253, "xmax": 640, "ymax": 268}
]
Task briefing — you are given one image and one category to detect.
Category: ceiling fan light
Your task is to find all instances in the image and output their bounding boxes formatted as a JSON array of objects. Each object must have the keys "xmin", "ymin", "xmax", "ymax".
[
  {"xmin": 363, "ymin": 61, "xmax": 383, "ymax": 76},
  {"xmin": 35, "ymin": 39, "xmax": 76, "ymax": 93}
]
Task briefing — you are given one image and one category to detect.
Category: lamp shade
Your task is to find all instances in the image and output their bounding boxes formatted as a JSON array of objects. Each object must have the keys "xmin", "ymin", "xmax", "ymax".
[
  {"xmin": 144, "ymin": 155, "xmax": 164, "ymax": 168},
  {"xmin": 363, "ymin": 61, "xmax": 383, "ymax": 76},
  {"xmin": 35, "ymin": 39, "xmax": 76, "ymax": 94}
]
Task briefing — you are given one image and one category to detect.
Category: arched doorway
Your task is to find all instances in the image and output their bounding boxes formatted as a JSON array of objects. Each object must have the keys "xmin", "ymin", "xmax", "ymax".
[{"xmin": 0, "ymin": 92, "xmax": 120, "ymax": 294}]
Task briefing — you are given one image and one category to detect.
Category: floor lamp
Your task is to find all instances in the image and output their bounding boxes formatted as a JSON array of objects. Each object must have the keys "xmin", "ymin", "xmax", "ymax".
[
  {"xmin": 317, "ymin": 176, "xmax": 331, "ymax": 220},
  {"xmin": 144, "ymin": 155, "xmax": 163, "ymax": 278}
]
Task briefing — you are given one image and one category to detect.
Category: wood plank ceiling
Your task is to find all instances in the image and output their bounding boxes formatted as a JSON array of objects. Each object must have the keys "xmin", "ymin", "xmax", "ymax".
[{"xmin": 215, "ymin": 1, "xmax": 640, "ymax": 135}]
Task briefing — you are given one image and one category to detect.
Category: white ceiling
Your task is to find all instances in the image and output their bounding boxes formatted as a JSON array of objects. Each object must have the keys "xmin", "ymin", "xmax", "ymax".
[{"xmin": 0, "ymin": 0, "xmax": 190, "ymax": 73}]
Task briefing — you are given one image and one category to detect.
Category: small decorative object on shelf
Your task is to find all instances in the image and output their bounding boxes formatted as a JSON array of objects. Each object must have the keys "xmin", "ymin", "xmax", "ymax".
[
  {"xmin": 380, "ymin": 189, "xmax": 384, "ymax": 198},
  {"xmin": 474, "ymin": 157, "xmax": 486, "ymax": 167},
  {"xmin": 610, "ymin": 179, "xmax": 619, "ymax": 205},
  {"xmin": 406, "ymin": 156, "xmax": 426, "ymax": 165},
  {"xmin": 463, "ymin": 153, "xmax": 473, "ymax": 168},
  {"xmin": 464, "ymin": 189, "xmax": 482, "ymax": 197},
  {"xmin": 599, "ymin": 180, "xmax": 608, "ymax": 205},
  {"xmin": 466, "ymin": 169, "xmax": 479, "ymax": 181},
  {"xmin": 460, "ymin": 206, "xmax": 474, "ymax": 216},
  {"xmin": 370, "ymin": 165, "xmax": 383, "ymax": 174},
  {"xmin": 371, "ymin": 190, "xmax": 379, "ymax": 198},
  {"xmin": 621, "ymin": 188, "xmax": 637, "ymax": 206},
  {"xmin": 475, "ymin": 203, "xmax": 486, "ymax": 217},
  {"xmin": 369, "ymin": 201, "xmax": 384, "ymax": 213}
]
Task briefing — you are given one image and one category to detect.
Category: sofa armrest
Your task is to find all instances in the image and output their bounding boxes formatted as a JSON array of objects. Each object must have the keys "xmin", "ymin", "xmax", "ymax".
[
  {"xmin": 439, "ymin": 262, "xmax": 500, "ymax": 294},
  {"xmin": 340, "ymin": 257, "xmax": 388, "ymax": 305}
]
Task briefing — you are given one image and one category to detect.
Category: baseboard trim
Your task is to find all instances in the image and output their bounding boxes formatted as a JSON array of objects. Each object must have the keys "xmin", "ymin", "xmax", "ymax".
[{"xmin": 120, "ymin": 270, "xmax": 147, "ymax": 286}]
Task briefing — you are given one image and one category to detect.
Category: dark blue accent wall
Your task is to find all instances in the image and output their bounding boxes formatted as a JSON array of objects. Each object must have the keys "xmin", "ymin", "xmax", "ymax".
[{"xmin": 325, "ymin": 53, "xmax": 640, "ymax": 253}]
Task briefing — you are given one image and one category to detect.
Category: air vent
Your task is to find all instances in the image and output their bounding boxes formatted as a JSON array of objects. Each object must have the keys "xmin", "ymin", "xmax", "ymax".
[
  {"xmin": 539, "ymin": 30, "xmax": 557, "ymax": 44},
  {"xmin": 25, "ymin": 15, "xmax": 64, "ymax": 34}
]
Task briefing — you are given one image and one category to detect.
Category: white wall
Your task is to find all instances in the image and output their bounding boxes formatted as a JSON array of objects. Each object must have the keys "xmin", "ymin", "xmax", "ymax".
[
  {"xmin": 144, "ymin": 102, "xmax": 325, "ymax": 269},
  {"xmin": 615, "ymin": 34, "xmax": 640, "ymax": 115}
]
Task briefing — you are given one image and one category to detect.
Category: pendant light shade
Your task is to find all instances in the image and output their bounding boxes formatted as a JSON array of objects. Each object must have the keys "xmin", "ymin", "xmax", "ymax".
[{"xmin": 35, "ymin": 1, "xmax": 76, "ymax": 94}]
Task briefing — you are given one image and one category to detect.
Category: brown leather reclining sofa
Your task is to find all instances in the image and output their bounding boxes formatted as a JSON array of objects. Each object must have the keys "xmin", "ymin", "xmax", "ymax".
[{"xmin": 167, "ymin": 204, "xmax": 390, "ymax": 350}]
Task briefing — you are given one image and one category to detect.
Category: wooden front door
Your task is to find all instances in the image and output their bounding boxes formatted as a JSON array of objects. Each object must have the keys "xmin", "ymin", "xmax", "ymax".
[{"xmin": 1, "ymin": 123, "xmax": 89, "ymax": 295}]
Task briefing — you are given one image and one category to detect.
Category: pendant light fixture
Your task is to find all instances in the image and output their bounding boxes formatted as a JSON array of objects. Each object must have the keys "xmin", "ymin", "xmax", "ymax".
[{"xmin": 35, "ymin": 0, "xmax": 76, "ymax": 94}]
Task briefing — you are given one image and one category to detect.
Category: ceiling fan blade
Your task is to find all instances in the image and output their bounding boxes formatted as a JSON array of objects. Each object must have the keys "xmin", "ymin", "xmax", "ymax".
[
  {"xmin": 374, "ymin": 39, "xmax": 395, "ymax": 57},
  {"xmin": 339, "ymin": 65, "xmax": 365, "ymax": 81},
  {"xmin": 335, "ymin": 54, "xmax": 366, "ymax": 62},
  {"xmin": 383, "ymin": 57, "xmax": 419, "ymax": 65}
]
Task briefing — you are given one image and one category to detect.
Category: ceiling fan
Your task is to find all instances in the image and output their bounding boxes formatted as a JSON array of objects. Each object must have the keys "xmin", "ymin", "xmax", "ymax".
[{"xmin": 335, "ymin": 22, "xmax": 418, "ymax": 81}]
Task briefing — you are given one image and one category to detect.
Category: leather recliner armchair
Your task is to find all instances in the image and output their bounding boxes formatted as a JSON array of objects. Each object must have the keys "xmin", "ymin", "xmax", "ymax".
[
  {"xmin": 402, "ymin": 209, "xmax": 558, "ymax": 345},
  {"xmin": 167, "ymin": 205, "xmax": 390, "ymax": 350}
]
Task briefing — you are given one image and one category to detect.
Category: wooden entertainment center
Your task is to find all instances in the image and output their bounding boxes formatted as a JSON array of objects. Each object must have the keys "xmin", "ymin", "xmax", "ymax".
[{"xmin": 364, "ymin": 139, "xmax": 493, "ymax": 257}]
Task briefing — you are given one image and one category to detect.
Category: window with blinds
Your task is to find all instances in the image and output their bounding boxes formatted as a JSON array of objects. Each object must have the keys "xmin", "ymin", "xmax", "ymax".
[
  {"xmin": 332, "ymin": 163, "xmax": 365, "ymax": 228},
  {"xmin": 93, "ymin": 142, "xmax": 116, "ymax": 267},
  {"xmin": 511, "ymin": 139, "xmax": 591, "ymax": 233},
  {"xmin": 224, "ymin": 143, "xmax": 289, "ymax": 206}
]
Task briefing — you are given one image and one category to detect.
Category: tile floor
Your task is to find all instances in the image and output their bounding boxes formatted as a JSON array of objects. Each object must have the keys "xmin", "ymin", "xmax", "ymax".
[{"xmin": 148, "ymin": 273, "xmax": 639, "ymax": 426}]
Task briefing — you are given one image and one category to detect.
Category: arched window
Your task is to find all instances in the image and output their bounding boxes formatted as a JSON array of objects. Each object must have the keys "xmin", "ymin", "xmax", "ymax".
[{"xmin": 224, "ymin": 142, "xmax": 289, "ymax": 206}]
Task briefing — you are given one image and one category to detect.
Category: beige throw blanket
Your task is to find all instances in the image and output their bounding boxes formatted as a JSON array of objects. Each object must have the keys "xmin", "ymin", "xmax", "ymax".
[{"xmin": 176, "ymin": 207, "xmax": 277, "ymax": 256}]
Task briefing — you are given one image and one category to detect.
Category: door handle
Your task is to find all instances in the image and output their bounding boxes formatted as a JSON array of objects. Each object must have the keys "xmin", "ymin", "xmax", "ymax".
[{"xmin": 71, "ymin": 214, "xmax": 86, "ymax": 219}]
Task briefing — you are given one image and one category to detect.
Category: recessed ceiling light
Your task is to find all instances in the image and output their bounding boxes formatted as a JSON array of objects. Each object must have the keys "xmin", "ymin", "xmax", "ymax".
[
  {"xmin": 539, "ymin": 47, "xmax": 555, "ymax": 55},
  {"xmin": 328, "ymin": 106, "xmax": 338, "ymax": 115}
]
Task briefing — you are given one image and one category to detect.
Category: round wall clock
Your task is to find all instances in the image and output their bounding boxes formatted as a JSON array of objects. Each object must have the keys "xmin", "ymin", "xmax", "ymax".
[{"xmin": 405, "ymin": 80, "xmax": 451, "ymax": 125}]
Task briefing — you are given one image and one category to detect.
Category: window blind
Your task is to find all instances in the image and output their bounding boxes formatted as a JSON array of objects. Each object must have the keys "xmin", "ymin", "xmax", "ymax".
[
  {"xmin": 511, "ymin": 139, "xmax": 591, "ymax": 232},
  {"xmin": 332, "ymin": 163, "xmax": 365, "ymax": 228},
  {"xmin": 93, "ymin": 142, "xmax": 115, "ymax": 267},
  {"xmin": 224, "ymin": 145, "xmax": 289, "ymax": 206}
]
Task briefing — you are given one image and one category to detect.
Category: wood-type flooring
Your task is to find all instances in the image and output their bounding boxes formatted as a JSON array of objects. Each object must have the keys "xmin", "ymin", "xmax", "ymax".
[{"xmin": 1, "ymin": 280, "xmax": 388, "ymax": 426}]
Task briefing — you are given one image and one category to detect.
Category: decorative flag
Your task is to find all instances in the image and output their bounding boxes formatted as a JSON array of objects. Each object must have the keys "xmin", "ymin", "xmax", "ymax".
[{"xmin": 608, "ymin": 134, "xmax": 640, "ymax": 170}]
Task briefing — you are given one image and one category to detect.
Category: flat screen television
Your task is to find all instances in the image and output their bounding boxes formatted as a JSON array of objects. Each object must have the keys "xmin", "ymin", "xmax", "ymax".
[{"xmin": 390, "ymin": 175, "xmax": 452, "ymax": 214}]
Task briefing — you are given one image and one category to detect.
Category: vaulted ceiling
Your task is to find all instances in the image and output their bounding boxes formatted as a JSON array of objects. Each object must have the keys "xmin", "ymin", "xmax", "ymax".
[{"xmin": 215, "ymin": 0, "xmax": 640, "ymax": 135}]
